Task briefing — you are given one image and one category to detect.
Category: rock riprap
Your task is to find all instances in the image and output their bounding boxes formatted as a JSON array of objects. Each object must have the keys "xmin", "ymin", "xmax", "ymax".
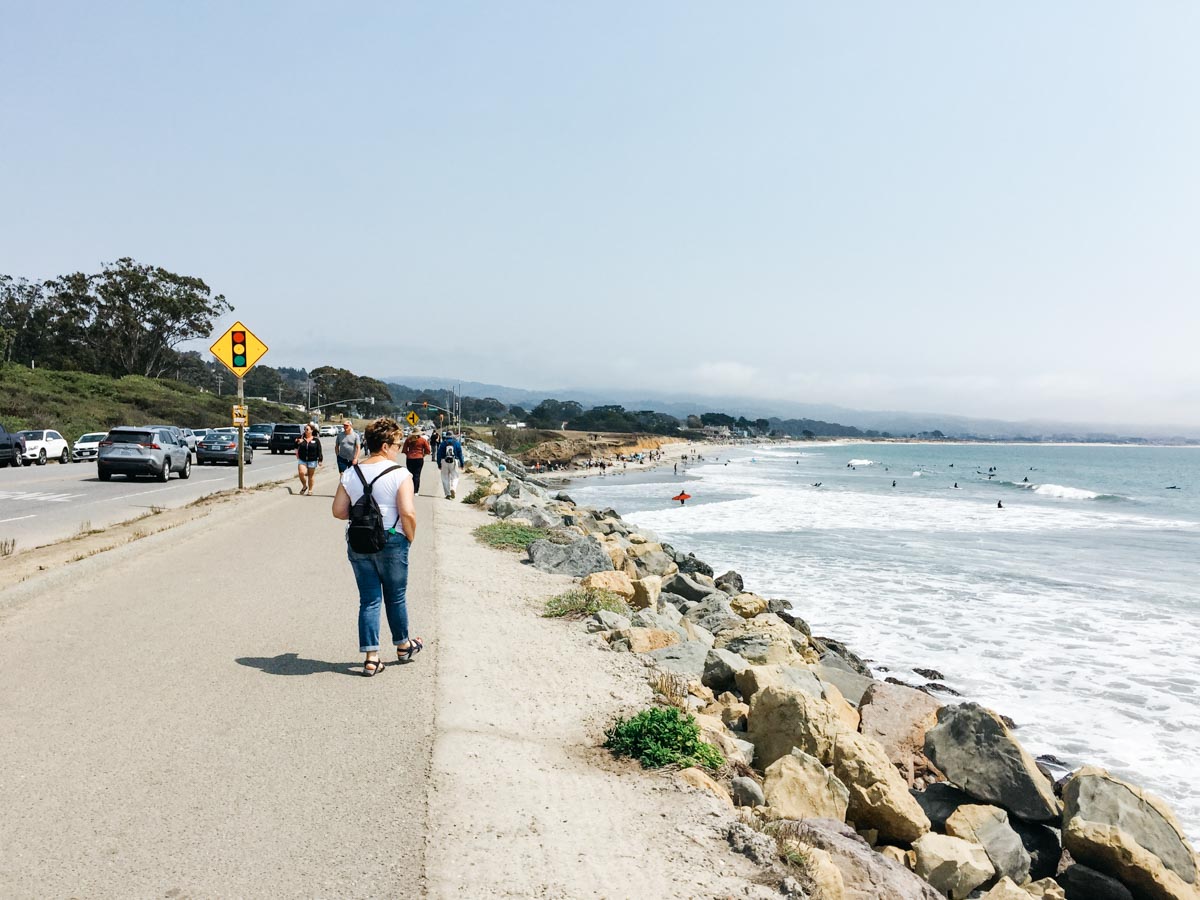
[
  {"xmin": 527, "ymin": 536, "xmax": 613, "ymax": 577},
  {"xmin": 911, "ymin": 832, "xmax": 995, "ymax": 899},
  {"xmin": 944, "ymin": 803, "xmax": 1031, "ymax": 884},
  {"xmin": 763, "ymin": 750, "xmax": 849, "ymax": 821},
  {"xmin": 923, "ymin": 702, "xmax": 1060, "ymax": 824}
]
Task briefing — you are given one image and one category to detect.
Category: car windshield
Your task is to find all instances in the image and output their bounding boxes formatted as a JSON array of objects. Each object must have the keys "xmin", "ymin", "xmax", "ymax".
[
  {"xmin": 19, "ymin": 431, "xmax": 44, "ymax": 440},
  {"xmin": 79, "ymin": 433, "xmax": 106, "ymax": 442},
  {"xmin": 108, "ymin": 431, "xmax": 154, "ymax": 444},
  {"xmin": 248, "ymin": 425, "xmax": 272, "ymax": 433}
]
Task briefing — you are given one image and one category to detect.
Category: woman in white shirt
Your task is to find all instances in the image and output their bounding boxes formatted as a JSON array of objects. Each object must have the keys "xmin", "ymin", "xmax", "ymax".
[{"xmin": 331, "ymin": 417, "xmax": 422, "ymax": 676}]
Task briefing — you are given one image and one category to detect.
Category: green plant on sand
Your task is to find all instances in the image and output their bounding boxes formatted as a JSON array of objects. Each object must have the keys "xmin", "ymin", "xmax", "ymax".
[
  {"xmin": 462, "ymin": 479, "xmax": 493, "ymax": 504},
  {"xmin": 472, "ymin": 521, "xmax": 550, "ymax": 551},
  {"xmin": 603, "ymin": 706, "xmax": 725, "ymax": 770},
  {"xmin": 541, "ymin": 586, "xmax": 629, "ymax": 619}
]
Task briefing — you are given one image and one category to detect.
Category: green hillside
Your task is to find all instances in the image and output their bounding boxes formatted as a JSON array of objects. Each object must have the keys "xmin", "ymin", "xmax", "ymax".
[{"xmin": 0, "ymin": 366, "xmax": 305, "ymax": 440}]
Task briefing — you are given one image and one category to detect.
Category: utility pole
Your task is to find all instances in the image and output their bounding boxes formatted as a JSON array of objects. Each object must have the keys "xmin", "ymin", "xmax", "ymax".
[
  {"xmin": 237, "ymin": 376, "xmax": 245, "ymax": 490},
  {"xmin": 216, "ymin": 373, "xmax": 223, "ymax": 396}
]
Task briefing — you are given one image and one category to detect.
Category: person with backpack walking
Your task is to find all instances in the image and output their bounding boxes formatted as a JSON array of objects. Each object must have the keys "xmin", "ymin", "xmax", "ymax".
[
  {"xmin": 331, "ymin": 417, "xmax": 422, "ymax": 677},
  {"xmin": 401, "ymin": 429, "xmax": 431, "ymax": 493},
  {"xmin": 438, "ymin": 431, "xmax": 465, "ymax": 499},
  {"xmin": 295, "ymin": 423, "xmax": 324, "ymax": 495}
]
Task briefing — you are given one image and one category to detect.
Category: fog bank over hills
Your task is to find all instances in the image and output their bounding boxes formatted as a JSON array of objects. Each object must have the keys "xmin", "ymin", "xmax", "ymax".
[{"xmin": 382, "ymin": 375, "xmax": 1200, "ymax": 442}]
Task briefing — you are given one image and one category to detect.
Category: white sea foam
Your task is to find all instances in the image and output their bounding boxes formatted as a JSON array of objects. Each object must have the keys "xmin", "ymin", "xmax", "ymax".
[
  {"xmin": 847, "ymin": 458, "xmax": 874, "ymax": 466},
  {"xmin": 1029, "ymin": 483, "xmax": 1103, "ymax": 500},
  {"xmin": 911, "ymin": 471, "xmax": 922, "ymax": 477}
]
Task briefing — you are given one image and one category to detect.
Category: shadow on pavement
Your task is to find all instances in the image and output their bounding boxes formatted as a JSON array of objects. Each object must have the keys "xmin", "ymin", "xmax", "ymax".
[{"xmin": 236, "ymin": 652, "xmax": 359, "ymax": 677}]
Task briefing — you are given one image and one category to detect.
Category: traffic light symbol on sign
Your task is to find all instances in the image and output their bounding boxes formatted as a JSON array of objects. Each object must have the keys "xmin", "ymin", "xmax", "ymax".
[{"xmin": 231, "ymin": 331, "xmax": 247, "ymax": 368}]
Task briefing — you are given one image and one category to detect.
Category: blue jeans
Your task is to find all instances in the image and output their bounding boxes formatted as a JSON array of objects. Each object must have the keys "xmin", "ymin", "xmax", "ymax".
[
  {"xmin": 347, "ymin": 531, "xmax": 410, "ymax": 651},
  {"xmin": 337, "ymin": 456, "xmax": 352, "ymax": 474}
]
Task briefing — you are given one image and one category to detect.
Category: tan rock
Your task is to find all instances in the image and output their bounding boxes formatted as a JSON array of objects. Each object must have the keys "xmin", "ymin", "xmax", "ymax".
[
  {"xmin": 830, "ymin": 731, "xmax": 931, "ymax": 844},
  {"xmin": 720, "ymin": 701, "xmax": 749, "ymax": 730},
  {"xmin": 735, "ymin": 662, "xmax": 824, "ymax": 701},
  {"xmin": 820, "ymin": 682, "xmax": 861, "ymax": 732},
  {"xmin": 1062, "ymin": 765, "xmax": 1199, "ymax": 900},
  {"xmin": 1023, "ymin": 877, "xmax": 1066, "ymax": 899},
  {"xmin": 487, "ymin": 478, "xmax": 509, "ymax": 495},
  {"xmin": 625, "ymin": 540, "xmax": 665, "ymax": 559},
  {"xmin": 730, "ymin": 593, "xmax": 768, "ymax": 618},
  {"xmin": 748, "ymin": 685, "xmax": 844, "ymax": 770},
  {"xmin": 677, "ymin": 767, "xmax": 732, "ymax": 807},
  {"xmin": 912, "ymin": 833, "xmax": 995, "ymax": 900},
  {"xmin": 687, "ymin": 681, "xmax": 714, "ymax": 703},
  {"xmin": 608, "ymin": 627, "xmax": 679, "ymax": 654},
  {"xmin": 629, "ymin": 575, "xmax": 662, "ymax": 611},
  {"xmin": 764, "ymin": 751, "xmax": 850, "ymax": 822},
  {"xmin": 858, "ymin": 681, "xmax": 942, "ymax": 787},
  {"xmin": 692, "ymin": 573, "xmax": 716, "ymax": 588},
  {"xmin": 580, "ymin": 570, "xmax": 635, "ymax": 601},
  {"xmin": 622, "ymin": 559, "xmax": 640, "ymax": 582},
  {"xmin": 716, "ymin": 616, "xmax": 811, "ymax": 666},
  {"xmin": 801, "ymin": 846, "xmax": 847, "ymax": 900},
  {"xmin": 604, "ymin": 544, "xmax": 627, "ymax": 571},
  {"xmin": 627, "ymin": 532, "xmax": 648, "ymax": 545},
  {"xmin": 945, "ymin": 804, "xmax": 1030, "ymax": 885},
  {"xmin": 979, "ymin": 877, "xmax": 1033, "ymax": 900},
  {"xmin": 878, "ymin": 845, "xmax": 910, "ymax": 868},
  {"xmin": 692, "ymin": 714, "xmax": 750, "ymax": 767}
]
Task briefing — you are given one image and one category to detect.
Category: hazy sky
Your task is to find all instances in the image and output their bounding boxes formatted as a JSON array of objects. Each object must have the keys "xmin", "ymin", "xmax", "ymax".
[{"xmin": 3, "ymin": 3, "xmax": 1198, "ymax": 426}]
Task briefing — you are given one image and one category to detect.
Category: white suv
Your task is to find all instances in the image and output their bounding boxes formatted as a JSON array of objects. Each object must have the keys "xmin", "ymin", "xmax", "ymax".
[{"xmin": 18, "ymin": 430, "xmax": 70, "ymax": 465}]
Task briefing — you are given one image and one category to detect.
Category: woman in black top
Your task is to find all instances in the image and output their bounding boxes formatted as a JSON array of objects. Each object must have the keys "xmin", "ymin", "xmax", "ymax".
[{"xmin": 295, "ymin": 424, "xmax": 324, "ymax": 495}]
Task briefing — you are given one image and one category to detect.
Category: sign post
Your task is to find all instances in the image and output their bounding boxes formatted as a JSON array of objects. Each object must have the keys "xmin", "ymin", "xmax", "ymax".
[{"xmin": 210, "ymin": 322, "xmax": 269, "ymax": 490}]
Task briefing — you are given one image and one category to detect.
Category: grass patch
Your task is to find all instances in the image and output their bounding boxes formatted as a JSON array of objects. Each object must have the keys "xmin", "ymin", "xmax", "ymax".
[
  {"xmin": 462, "ymin": 479, "xmax": 493, "ymax": 504},
  {"xmin": 541, "ymin": 586, "xmax": 629, "ymax": 619},
  {"xmin": 603, "ymin": 706, "xmax": 725, "ymax": 770},
  {"xmin": 472, "ymin": 521, "xmax": 550, "ymax": 551}
]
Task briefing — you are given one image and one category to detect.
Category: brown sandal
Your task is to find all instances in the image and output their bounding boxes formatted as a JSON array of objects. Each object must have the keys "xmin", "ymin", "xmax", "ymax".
[{"xmin": 363, "ymin": 657, "xmax": 385, "ymax": 677}]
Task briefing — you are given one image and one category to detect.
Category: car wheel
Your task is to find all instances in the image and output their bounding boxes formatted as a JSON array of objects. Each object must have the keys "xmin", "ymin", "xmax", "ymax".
[
  {"xmin": 37, "ymin": 449, "xmax": 47, "ymax": 466},
  {"xmin": 180, "ymin": 457, "xmax": 191, "ymax": 479},
  {"xmin": 59, "ymin": 448, "xmax": 70, "ymax": 464},
  {"xmin": 158, "ymin": 461, "xmax": 170, "ymax": 482},
  {"xmin": 98, "ymin": 468, "xmax": 112, "ymax": 482}
]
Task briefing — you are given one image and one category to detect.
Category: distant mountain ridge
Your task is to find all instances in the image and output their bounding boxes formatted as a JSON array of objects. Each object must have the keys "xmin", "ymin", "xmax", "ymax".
[{"xmin": 380, "ymin": 375, "xmax": 1200, "ymax": 442}]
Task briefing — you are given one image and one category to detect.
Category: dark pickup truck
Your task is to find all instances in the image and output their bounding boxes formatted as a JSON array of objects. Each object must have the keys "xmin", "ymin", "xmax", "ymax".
[
  {"xmin": 0, "ymin": 422, "xmax": 24, "ymax": 467},
  {"xmin": 268, "ymin": 423, "xmax": 305, "ymax": 454}
]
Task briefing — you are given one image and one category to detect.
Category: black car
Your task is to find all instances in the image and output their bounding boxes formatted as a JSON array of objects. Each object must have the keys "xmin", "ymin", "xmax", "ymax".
[
  {"xmin": 246, "ymin": 423, "xmax": 275, "ymax": 449},
  {"xmin": 268, "ymin": 423, "xmax": 305, "ymax": 454}
]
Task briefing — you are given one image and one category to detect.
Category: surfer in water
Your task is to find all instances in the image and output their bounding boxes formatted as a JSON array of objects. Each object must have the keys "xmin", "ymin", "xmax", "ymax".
[
  {"xmin": 892, "ymin": 480, "xmax": 897, "ymax": 487},
  {"xmin": 1023, "ymin": 476, "xmax": 1029, "ymax": 483},
  {"xmin": 997, "ymin": 500, "xmax": 1004, "ymax": 509},
  {"xmin": 812, "ymin": 482, "xmax": 822, "ymax": 487},
  {"xmin": 953, "ymin": 482, "xmax": 959, "ymax": 488}
]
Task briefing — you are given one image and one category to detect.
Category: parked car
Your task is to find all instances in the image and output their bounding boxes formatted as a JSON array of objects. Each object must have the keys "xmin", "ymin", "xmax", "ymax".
[
  {"xmin": 318, "ymin": 424, "xmax": 337, "ymax": 437},
  {"xmin": 192, "ymin": 428, "xmax": 212, "ymax": 444},
  {"xmin": 0, "ymin": 422, "xmax": 23, "ymax": 467},
  {"xmin": 142, "ymin": 424, "xmax": 185, "ymax": 446},
  {"xmin": 268, "ymin": 423, "xmax": 305, "ymax": 454},
  {"xmin": 246, "ymin": 423, "xmax": 275, "ymax": 449},
  {"xmin": 197, "ymin": 432, "xmax": 254, "ymax": 466},
  {"xmin": 72, "ymin": 432, "xmax": 109, "ymax": 462},
  {"xmin": 179, "ymin": 428, "xmax": 198, "ymax": 452},
  {"xmin": 18, "ymin": 429, "xmax": 70, "ymax": 465},
  {"xmin": 97, "ymin": 427, "xmax": 192, "ymax": 481}
]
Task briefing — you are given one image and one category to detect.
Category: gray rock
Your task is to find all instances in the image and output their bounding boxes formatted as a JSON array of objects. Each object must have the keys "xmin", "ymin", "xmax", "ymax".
[
  {"xmin": 675, "ymin": 553, "xmax": 714, "ymax": 577},
  {"xmin": 683, "ymin": 594, "xmax": 739, "ymax": 632},
  {"xmin": 553, "ymin": 492, "xmax": 575, "ymax": 504},
  {"xmin": 945, "ymin": 804, "xmax": 1032, "ymax": 885},
  {"xmin": 814, "ymin": 661, "xmax": 877, "ymax": 708},
  {"xmin": 725, "ymin": 821, "xmax": 778, "ymax": 866},
  {"xmin": 924, "ymin": 702, "xmax": 1061, "ymax": 824},
  {"xmin": 702, "ymin": 648, "xmax": 751, "ymax": 693},
  {"xmin": 645, "ymin": 640, "xmax": 709, "ymax": 678},
  {"xmin": 1059, "ymin": 863, "xmax": 1135, "ymax": 900},
  {"xmin": 731, "ymin": 776, "xmax": 765, "ymax": 808},
  {"xmin": 658, "ymin": 591, "xmax": 691, "ymax": 612},
  {"xmin": 813, "ymin": 637, "xmax": 873, "ymax": 677},
  {"xmin": 631, "ymin": 549, "xmax": 677, "ymax": 578},
  {"xmin": 911, "ymin": 782, "xmax": 973, "ymax": 831},
  {"xmin": 586, "ymin": 610, "xmax": 630, "ymax": 633},
  {"xmin": 527, "ymin": 537, "xmax": 615, "ymax": 577},
  {"xmin": 662, "ymin": 572, "xmax": 722, "ymax": 604},
  {"xmin": 783, "ymin": 818, "xmax": 942, "ymax": 900},
  {"xmin": 1011, "ymin": 818, "xmax": 1061, "ymax": 881},
  {"xmin": 629, "ymin": 609, "xmax": 688, "ymax": 643},
  {"xmin": 491, "ymin": 495, "xmax": 520, "ymax": 518},
  {"xmin": 715, "ymin": 570, "xmax": 744, "ymax": 593}
]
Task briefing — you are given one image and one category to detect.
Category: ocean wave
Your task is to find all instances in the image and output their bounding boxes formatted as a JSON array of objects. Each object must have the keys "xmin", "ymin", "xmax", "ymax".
[
  {"xmin": 847, "ymin": 459, "xmax": 874, "ymax": 466},
  {"xmin": 912, "ymin": 471, "xmax": 922, "ymax": 478},
  {"xmin": 1032, "ymin": 483, "xmax": 1103, "ymax": 500}
]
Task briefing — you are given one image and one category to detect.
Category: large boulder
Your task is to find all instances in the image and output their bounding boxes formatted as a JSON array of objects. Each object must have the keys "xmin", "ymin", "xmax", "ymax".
[
  {"xmin": 911, "ymin": 782, "xmax": 974, "ymax": 831},
  {"xmin": 730, "ymin": 593, "xmax": 768, "ymax": 618},
  {"xmin": 735, "ymin": 663, "xmax": 825, "ymax": 702},
  {"xmin": 607, "ymin": 627, "xmax": 678, "ymax": 654},
  {"xmin": 662, "ymin": 572, "xmax": 722, "ymax": 603},
  {"xmin": 1011, "ymin": 819, "xmax": 1062, "ymax": 881},
  {"xmin": 702, "ymin": 648, "xmax": 750, "ymax": 693},
  {"xmin": 673, "ymin": 551, "xmax": 714, "ymax": 577},
  {"xmin": 945, "ymin": 804, "xmax": 1031, "ymax": 885},
  {"xmin": 629, "ymin": 575, "xmax": 661, "ymax": 610},
  {"xmin": 923, "ymin": 703, "xmax": 1061, "ymax": 824},
  {"xmin": 911, "ymin": 832, "xmax": 996, "ymax": 899},
  {"xmin": 829, "ymin": 731, "xmax": 931, "ymax": 844},
  {"xmin": 764, "ymin": 750, "xmax": 850, "ymax": 821},
  {"xmin": 814, "ymin": 660, "xmax": 877, "ymax": 707},
  {"xmin": 748, "ymin": 685, "xmax": 844, "ymax": 770},
  {"xmin": 1061, "ymin": 766, "xmax": 1198, "ymax": 900},
  {"xmin": 631, "ymin": 549, "xmax": 677, "ymax": 579},
  {"xmin": 715, "ymin": 570, "xmax": 744, "ymax": 593},
  {"xmin": 527, "ymin": 536, "xmax": 614, "ymax": 577},
  {"xmin": 585, "ymin": 609, "xmax": 630, "ymax": 633},
  {"xmin": 781, "ymin": 818, "xmax": 943, "ymax": 900},
  {"xmin": 645, "ymin": 640, "xmax": 709, "ymax": 679},
  {"xmin": 1058, "ymin": 862, "xmax": 1136, "ymax": 900},
  {"xmin": 731, "ymin": 776, "xmax": 764, "ymax": 808},
  {"xmin": 683, "ymin": 596, "xmax": 742, "ymax": 635},
  {"xmin": 978, "ymin": 877, "xmax": 1033, "ymax": 899},
  {"xmin": 715, "ymin": 615, "xmax": 812, "ymax": 666},
  {"xmin": 858, "ymin": 681, "xmax": 942, "ymax": 786},
  {"xmin": 579, "ymin": 570, "xmax": 635, "ymax": 601}
]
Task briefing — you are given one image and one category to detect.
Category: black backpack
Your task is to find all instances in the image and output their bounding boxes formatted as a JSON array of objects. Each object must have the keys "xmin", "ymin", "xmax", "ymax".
[
  {"xmin": 347, "ymin": 464, "xmax": 402, "ymax": 553},
  {"xmin": 440, "ymin": 440, "xmax": 457, "ymax": 465}
]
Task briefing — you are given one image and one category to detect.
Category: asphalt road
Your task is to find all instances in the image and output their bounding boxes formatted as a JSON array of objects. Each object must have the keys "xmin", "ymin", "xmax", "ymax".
[
  {"xmin": 0, "ymin": 449, "xmax": 310, "ymax": 552},
  {"xmin": 0, "ymin": 476, "xmax": 439, "ymax": 896}
]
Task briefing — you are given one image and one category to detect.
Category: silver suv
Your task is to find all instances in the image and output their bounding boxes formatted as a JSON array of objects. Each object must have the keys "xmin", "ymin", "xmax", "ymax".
[{"xmin": 97, "ymin": 427, "xmax": 192, "ymax": 482}]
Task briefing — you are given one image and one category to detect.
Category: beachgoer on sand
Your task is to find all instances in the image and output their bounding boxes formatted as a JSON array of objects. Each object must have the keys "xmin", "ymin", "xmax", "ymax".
[
  {"xmin": 295, "ymin": 424, "xmax": 323, "ymax": 496},
  {"xmin": 438, "ymin": 432, "xmax": 465, "ymax": 499},
  {"xmin": 331, "ymin": 417, "xmax": 422, "ymax": 676},
  {"xmin": 402, "ymin": 429, "xmax": 431, "ymax": 493}
]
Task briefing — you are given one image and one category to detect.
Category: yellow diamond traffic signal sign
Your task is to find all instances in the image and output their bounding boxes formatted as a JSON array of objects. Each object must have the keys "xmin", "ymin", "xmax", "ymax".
[
  {"xmin": 211, "ymin": 321, "xmax": 268, "ymax": 378},
  {"xmin": 405, "ymin": 410, "xmax": 419, "ymax": 427}
]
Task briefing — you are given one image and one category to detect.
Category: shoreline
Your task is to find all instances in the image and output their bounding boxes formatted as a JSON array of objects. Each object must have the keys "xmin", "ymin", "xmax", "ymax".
[{"xmin": 463, "ymin": 441, "xmax": 1200, "ymax": 898}]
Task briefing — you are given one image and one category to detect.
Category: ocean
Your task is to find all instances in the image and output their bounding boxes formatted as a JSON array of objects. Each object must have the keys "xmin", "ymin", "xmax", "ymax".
[{"xmin": 567, "ymin": 442, "xmax": 1200, "ymax": 840}]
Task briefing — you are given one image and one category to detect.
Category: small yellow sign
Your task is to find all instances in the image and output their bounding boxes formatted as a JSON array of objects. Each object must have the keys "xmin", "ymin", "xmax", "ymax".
[
  {"xmin": 211, "ymin": 321, "xmax": 269, "ymax": 378},
  {"xmin": 232, "ymin": 405, "xmax": 248, "ymax": 426},
  {"xmin": 405, "ymin": 410, "xmax": 420, "ymax": 427}
]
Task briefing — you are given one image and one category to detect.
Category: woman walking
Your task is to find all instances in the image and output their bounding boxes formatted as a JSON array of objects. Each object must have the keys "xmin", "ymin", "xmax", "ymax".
[
  {"xmin": 331, "ymin": 417, "xmax": 422, "ymax": 676},
  {"xmin": 296, "ymin": 423, "xmax": 324, "ymax": 495},
  {"xmin": 401, "ymin": 429, "xmax": 431, "ymax": 493}
]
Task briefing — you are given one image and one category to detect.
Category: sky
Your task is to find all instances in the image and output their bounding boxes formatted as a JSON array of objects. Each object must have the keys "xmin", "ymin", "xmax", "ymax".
[{"xmin": 2, "ymin": 2, "xmax": 1198, "ymax": 427}]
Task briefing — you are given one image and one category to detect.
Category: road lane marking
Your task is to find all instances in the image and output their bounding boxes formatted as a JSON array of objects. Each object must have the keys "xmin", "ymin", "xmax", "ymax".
[
  {"xmin": 0, "ymin": 514, "xmax": 37, "ymax": 524},
  {"xmin": 0, "ymin": 491, "xmax": 85, "ymax": 503}
]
